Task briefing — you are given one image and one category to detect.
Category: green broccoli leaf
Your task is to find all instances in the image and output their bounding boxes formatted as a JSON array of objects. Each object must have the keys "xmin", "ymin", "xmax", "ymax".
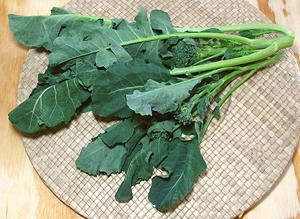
[
  {"xmin": 201, "ymin": 28, "xmax": 222, "ymax": 33},
  {"xmin": 148, "ymin": 138, "xmax": 207, "ymax": 211},
  {"xmin": 49, "ymin": 8, "xmax": 176, "ymax": 66},
  {"xmin": 224, "ymin": 46, "xmax": 256, "ymax": 59},
  {"xmin": 126, "ymin": 79, "xmax": 198, "ymax": 116},
  {"xmin": 50, "ymin": 7, "xmax": 71, "ymax": 15},
  {"xmin": 197, "ymin": 96, "xmax": 210, "ymax": 123},
  {"xmin": 95, "ymin": 48, "xmax": 117, "ymax": 68},
  {"xmin": 101, "ymin": 119, "xmax": 136, "ymax": 147},
  {"xmin": 150, "ymin": 10, "xmax": 175, "ymax": 34},
  {"xmin": 77, "ymin": 70, "xmax": 102, "ymax": 89},
  {"xmin": 91, "ymin": 59, "xmax": 170, "ymax": 118},
  {"xmin": 8, "ymin": 13, "xmax": 106, "ymax": 51},
  {"xmin": 76, "ymin": 134, "xmax": 127, "ymax": 175},
  {"xmin": 9, "ymin": 78, "xmax": 89, "ymax": 133},
  {"xmin": 122, "ymin": 126, "xmax": 148, "ymax": 171},
  {"xmin": 73, "ymin": 54, "xmax": 98, "ymax": 74},
  {"xmin": 115, "ymin": 137, "xmax": 152, "ymax": 202},
  {"xmin": 116, "ymin": 136, "xmax": 171, "ymax": 202},
  {"xmin": 147, "ymin": 120, "xmax": 175, "ymax": 139},
  {"xmin": 212, "ymin": 105, "xmax": 221, "ymax": 119},
  {"xmin": 239, "ymin": 29, "xmax": 272, "ymax": 39}
]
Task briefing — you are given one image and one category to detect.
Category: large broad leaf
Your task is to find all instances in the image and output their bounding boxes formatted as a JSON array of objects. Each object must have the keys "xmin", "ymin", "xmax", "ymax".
[
  {"xmin": 76, "ymin": 134, "xmax": 127, "ymax": 175},
  {"xmin": 49, "ymin": 8, "xmax": 176, "ymax": 66},
  {"xmin": 126, "ymin": 79, "xmax": 198, "ymax": 116},
  {"xmin": 115, "ymin": 136, "xmax": 171, "ymax": 202},
  {"xmin": 91, "ymin": 59, "xmax": 171, "ymax": 118},
  {"xmin": 8, "ymin": 12, "xmax": 110, "ymax": 51},
  {"xmin": 197, "ymin": 95, "xmax": 210, "ymax": 123},
  {"xmin": 9, "ymin": 78, "xmax": 89, "ymax": 133},
  {"xmin": 148, "ymin": 138, "xmax": 207, "ymax": 211}
]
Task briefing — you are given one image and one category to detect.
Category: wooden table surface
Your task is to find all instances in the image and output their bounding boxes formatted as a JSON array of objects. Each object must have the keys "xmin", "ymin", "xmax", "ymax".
[{"xmin": 1, "ymin": 0, "xmax": 299, "ymax": 218}]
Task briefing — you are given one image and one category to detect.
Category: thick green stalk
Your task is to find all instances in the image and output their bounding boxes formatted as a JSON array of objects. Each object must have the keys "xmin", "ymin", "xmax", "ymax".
[
  {"xmin": 123, "ymin": 24, "xmax": 292, "ymax": 50},
  {"xmin": 123, "ymin": 32, "xmax": 253, "ymax": 47},
  {"xmin": 175, "ymin": 23, "xmax": 294, "ymax": 38}
]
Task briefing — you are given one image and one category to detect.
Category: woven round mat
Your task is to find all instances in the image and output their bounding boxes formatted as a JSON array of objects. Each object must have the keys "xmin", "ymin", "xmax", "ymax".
[{"xmin": 17, "ymin": 0, "xmax": 300, "ymax": 218}]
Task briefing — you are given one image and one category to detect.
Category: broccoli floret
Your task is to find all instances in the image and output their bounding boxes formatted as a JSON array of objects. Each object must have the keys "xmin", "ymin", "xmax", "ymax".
[
  {"xmin": 175, "ymin": 102, "xmax": 194, "ymax": 125},
  {"xmin": 170, "ymin": 41, "xmax": 199, "ymax": 68},
  {"xmin": 162, "ymin": 40, "xmax": 227, "ymax": 68}
]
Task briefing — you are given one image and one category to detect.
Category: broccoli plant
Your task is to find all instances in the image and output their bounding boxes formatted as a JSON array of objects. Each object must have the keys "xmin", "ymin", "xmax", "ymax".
[{"xmin": 8, "ymin": 7, "xmax": 294, "ymax": 212}]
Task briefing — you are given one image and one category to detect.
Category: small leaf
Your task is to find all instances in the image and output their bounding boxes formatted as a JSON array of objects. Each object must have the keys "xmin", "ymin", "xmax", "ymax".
[
  {"xmin": 224, "ymin": 46, "xmax": 256, "ymax": 59},
  {"xmin": 201, "ymin": 28, "xmax": 222, "ymax": 33},
  {"xmin": 182, "ymin": 38, "xmax": 196, "ymax": 44},
  {"xmin": 147, "ymin": 120, "xmax": 175, "ymax": 139},
  {"xmin": 126, "ymin": 79, "xmax": 198, "ymax": 116},
  {"xmin": 111, "ymin": 45, "xmax": 133, "ymax": 62},
  {"xmin": 197, "ymin": 96, "xmax": 209, "ymax": 123},
  {"xmin": 50, "ymin": 7, "xmax": 71, "ymax": 15},
  {"xmin": 239, "ymin": 29, "xmax": 271, "ymax": 39},
  {"xmin": 115, "ymin": 137, "xmax": 152, "ymax": 202},
  {"xmin": 122, "ymin": 127, "xmax": 148, "ymax": 171},
  {"xmin": 76, "ymin": 135, "xmax": 127, "ymax": 175},
  {"xmin": 212, "ymin": 106, "xmax": 221, "ymax": 119},
  {"xmin": 101, "ymin": 119, "xmax": 136, "ymax": 147},
  {"xmin": 77, "ymin": 70, "xmax": 102, "ymax": 89},
  {"xmin": 96, "ymin": 49, "xmax": 117, "ymax": 68},
  {"xmin": 150, "ymin": 10, "xmax": 176, "ymax": 34}
]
